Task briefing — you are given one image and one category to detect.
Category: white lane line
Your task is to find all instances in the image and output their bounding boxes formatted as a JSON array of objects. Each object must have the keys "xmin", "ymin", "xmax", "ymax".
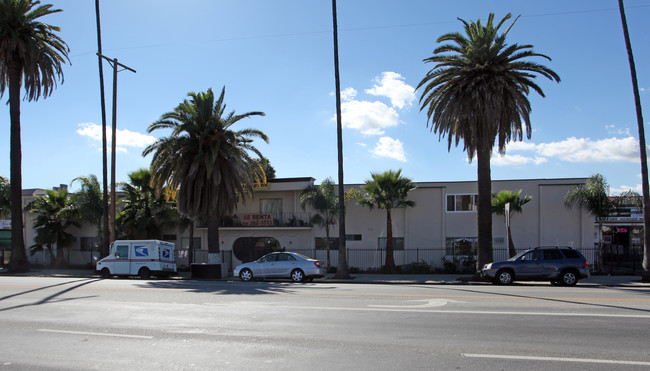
[
  {"xmin": 38, "ymin": 329, "xmax": 153, "ymax": 339},
  {"xmin": 462, "ymin": 353, "xmax": 650, "ymax": 366},
  {"xmin": 271, "ymin": 305, "xmax": 650, "ymax": 318}
]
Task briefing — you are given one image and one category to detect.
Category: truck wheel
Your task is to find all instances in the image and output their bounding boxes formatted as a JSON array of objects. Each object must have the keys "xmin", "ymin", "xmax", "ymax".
[
  {"xmin": 100, "ymin": 268, "xmax": 111, "ymax": 279},
  {"xmin": 139, "ymin": 267, "xmax": 151, "ymax": 279}
]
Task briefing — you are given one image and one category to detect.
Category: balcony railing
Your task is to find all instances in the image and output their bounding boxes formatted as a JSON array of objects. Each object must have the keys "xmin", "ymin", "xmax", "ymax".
[{"xmin": 196, "ymin": 213, "xmax": 314, "ymax": 228}]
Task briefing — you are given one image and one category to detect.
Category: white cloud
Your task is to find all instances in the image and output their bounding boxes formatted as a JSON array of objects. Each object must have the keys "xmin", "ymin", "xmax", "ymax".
[
  {"xmin": 341, "ymin": 87, "xmax": 358, "ymax": 102},
  {"xmin": 609, "ymin": 184, "xmax": 642, "ymax": 195},
  {"xmin": 606, "ymin": 125, "xmax": 631, "ymax": 137},
  {"xmin": 494, "ymin": 136, "xmax": 642, "ymax": 166},
  {"xmin": 536, "ymin": 136, "xmax": 639, "ymax": 162},
  {"xmin": 371, "ymin": 136, "xmax": 406, "ymax": 162},
  {"xmin": 77, "ymin": 123, "xmax": 156, "ymax": 153},
  {"xmin": 365, "ymin": 72, "xmax": 416, "ymax": 109},
  {"xmin": 340, "ymin": 100, "xmax": 400, "ymax": 136}
]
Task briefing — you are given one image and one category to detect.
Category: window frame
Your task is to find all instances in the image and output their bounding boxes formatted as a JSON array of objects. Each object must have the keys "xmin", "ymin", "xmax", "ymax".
[{"xmin": 446, "ymin": 194, "xmax": 479, "ymax": 213}]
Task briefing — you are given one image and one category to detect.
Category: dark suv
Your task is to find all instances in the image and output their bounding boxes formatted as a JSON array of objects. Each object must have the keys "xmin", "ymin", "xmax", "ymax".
[{"xmin": 481, "ymin": 247, "xmax": 590, "ymax": 286}]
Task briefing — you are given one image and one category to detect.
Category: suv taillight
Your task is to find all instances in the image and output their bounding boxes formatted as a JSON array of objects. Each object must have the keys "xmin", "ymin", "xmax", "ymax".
[
  {"xmin": 314, "ymin": 261, "xmax": 321, "ymax": 268},
  {"xmin": 583, "ymin": 260, "xmax": 589, "ymax": 267}
]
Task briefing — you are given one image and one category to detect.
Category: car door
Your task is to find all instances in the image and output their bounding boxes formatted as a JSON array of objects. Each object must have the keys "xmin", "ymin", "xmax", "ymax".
[
  {"xmin": 540, "ymin": 249, "xmax": 564, "ymax": 278},
  {"xmin": 113, "ymin": 243, "xmax": 131, "ymax": 275},
  {"xmin": 255, "ymin": 253, "xmax": 278, "ymax": 277},
  {"xmin": 273, "ymin": 253, "xmax": 298, "ymax": 277},
  {"xmin": 514, "ymin": 250, "xmax": 542, "ymax": 279}
]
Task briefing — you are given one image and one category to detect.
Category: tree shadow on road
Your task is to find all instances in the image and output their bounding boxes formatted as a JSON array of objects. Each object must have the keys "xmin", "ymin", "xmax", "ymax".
[
  {"xmin": 418, "ymin": 285, "xmax": 650, "ymax": 314},
  {"xmin": 0, "ymin": 278, "xmax": 100, "ymax": 312},
  {"xmin": 139, "ymin": 279, "xmax": 338, "ymax": 296}
]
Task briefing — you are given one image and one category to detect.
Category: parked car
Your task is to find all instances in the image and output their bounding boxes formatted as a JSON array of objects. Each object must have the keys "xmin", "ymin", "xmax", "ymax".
[
  {"xmin": 481, "ymin": 247, "xmax": 590, "ymax": 286},
  {"xmin": 234, "ymin": 252, "xmax": 326, "ymax": 283}
]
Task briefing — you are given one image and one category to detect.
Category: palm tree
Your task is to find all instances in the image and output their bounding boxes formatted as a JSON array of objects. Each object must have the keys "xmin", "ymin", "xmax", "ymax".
[
  {"xmin": 116, "ymin": 169, "xmax": 179, "ymax": 240},
  {"xmin": 358, "ymin": 170, "xmax": 415, "ymax": 271},
  {"xmin": 300, "ymin": 178, "xmax": 339, "ymax": 269},
  {"xmin": 25, "ymin": 188, "xmax": 79, "ymax": 266},
  {"xmin": 564, "ymin": 174, "xmax": 614, "ymax": 272},
  {"xmin": 0, "ymin": 175, "xmax": 9, "ymax": 219},
  {"xmin": 618, "ymin": 0, "xmax": 650, "ymax": 282},
  {"xmin": 417, "ymin": 13, "xmax": 560, "ymax": 273},
  {"xmin": 491, "ymin": 189, "xmax": 532, "ymax": 257},
  {"xmin": 71, "ymin": 174, "xmax": 105, "ymax": 255},
  {"xmin": 0, "ymin": 0, "xmax": 70, "ymax": 272},
  {"xmin": 143, "ymin": 88, "xmax": 268, "ymax": 259}
]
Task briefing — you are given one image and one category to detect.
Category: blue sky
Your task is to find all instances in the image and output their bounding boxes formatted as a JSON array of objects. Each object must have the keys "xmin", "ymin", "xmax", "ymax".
[{"xmin": 2, "ymin": 0, "xmax": 650, "ymax": 195}]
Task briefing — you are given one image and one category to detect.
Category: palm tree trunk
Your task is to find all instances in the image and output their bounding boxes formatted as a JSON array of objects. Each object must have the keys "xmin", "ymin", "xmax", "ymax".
[
  {"xmin": 476, "ymin": 146, "xmax": 493, "ymax": 273},
  {"xmin": 188, "ymin": 220, "xmax": 194, "ymax": 265},
  {"xmin": 325, "ymin": 225, "xmax": 331, "ymax": 269},
  {"xmin": 618, "ymin": 0, "xmax": 650, "ymax": 282},
  {"xmin": 507, "ymin": 225, "xmax": 516, "ymax": 258},
  {"xmin": 8, "ymin": 62, "xmax": 29, "ymax": 273},
  {"xmin": 207, "ymin": 217, "xmax": 220, "ymax": 255},
  {"xmin": 385, "ymin": 209, "xmax": 396, "ymax": 270}
]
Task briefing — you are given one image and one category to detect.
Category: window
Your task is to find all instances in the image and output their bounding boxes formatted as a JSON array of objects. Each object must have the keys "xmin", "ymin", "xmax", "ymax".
[
  {"xmin": 346, "ymin": 234, "xmax": 362, "ymax": 241},
  {"xmin": 115, "ymin": 245, "xmax": 129, "ymax": 259},
  {"xmin": 277, "ymin": 253, "xmax": 296, "ymax": 261},
  {"xmin": 521, "ymin": 250, "xmax": 541, "ymax": 261},
  {"xmin": 560, "ymin": 249, "xmax": 580, "ymax": 259},
  {"xmin": 445, "ymin": 237, "xmax": 477, "ymax": 255},
  {"xmin": 260, "ymin": 198, "xmax": 282, "ymax": 223},
  {"xmin": 315, "ymin": 237, "xmax": 339, "ymax": 250},
  {"xmin": 181, "ymin": 237, "xmax": 201, "ymax": 250},
  {"xmin": 446, "ymin": 194, "xmax": 478, "ymax": 212},
  {"xmin": 79, "ymin": 237, "xmax": 100, "ymax": 252},
  {"xmin": 233, "ymin": 237, "xmax": 280, "ymax": 263},
  {"xmin": 378, "ymin": 237, "xmax": 404, "ymax": 250},
  {"xmin": 544, "ymin": 249, "xmax": 564, "ymax": 260}
]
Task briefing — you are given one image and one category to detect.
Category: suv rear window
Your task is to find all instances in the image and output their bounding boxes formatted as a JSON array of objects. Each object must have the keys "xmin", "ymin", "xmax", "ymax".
[
  {"xmin": 543, "ymin": 249, "xmax": 564, "ymax": 260},
  {"xmin": 560, "ymin": 249, "xmax": 581, "ymax": 259}
]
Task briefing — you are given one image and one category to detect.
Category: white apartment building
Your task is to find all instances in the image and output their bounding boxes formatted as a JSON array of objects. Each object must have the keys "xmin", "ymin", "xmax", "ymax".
[{"xmin": 11, "ymin": 177, "xmax": 594, "ymax": 273}]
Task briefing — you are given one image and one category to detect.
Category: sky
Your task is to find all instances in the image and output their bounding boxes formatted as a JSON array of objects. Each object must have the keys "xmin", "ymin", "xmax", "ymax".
[{"xmin": 1, "ymin": 0, "xmax": 650, "ymax": 195}]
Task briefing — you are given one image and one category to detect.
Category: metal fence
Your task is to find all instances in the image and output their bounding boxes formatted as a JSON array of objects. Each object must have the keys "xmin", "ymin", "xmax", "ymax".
[{"xmin": 286, "ymin": 246, "xmax": 645, "ymax": 275}]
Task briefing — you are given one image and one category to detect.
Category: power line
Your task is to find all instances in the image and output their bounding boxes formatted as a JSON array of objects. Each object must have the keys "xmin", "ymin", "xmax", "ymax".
[{"xmin": 71, "ymin": 4, "xmax": 650, "ymax": 58}]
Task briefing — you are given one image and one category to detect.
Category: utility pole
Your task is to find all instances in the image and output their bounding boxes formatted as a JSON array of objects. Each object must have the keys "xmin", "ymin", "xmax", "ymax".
[
  {"xmin": 94, "ymin": 0, "xmax": 109, "ymax": 257},
  {"xmin": 97, "ymin": 53, "xmax": 135, "ymax": 244}
]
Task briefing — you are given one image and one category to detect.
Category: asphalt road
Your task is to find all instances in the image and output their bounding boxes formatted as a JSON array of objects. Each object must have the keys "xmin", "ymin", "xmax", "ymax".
[{"xmin": 1, "ymin": 276, "xmax": 649, "ymax": 370}]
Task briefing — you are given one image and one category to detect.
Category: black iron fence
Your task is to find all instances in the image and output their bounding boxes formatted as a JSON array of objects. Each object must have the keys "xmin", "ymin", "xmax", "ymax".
[{"xmin": 286, "ymin": 246, "xmax": 645, "ymax": 275}]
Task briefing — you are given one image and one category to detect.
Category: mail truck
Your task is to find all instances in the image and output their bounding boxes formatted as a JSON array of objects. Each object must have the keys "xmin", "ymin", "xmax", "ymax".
[{"xmin": 96, "ymin": 240, "xmax": 177, "ymax": 279}]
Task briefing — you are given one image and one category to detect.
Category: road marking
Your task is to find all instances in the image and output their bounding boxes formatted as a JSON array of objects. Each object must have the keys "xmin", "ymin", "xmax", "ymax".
[
  {"xmin": 462, "ymin": 353, "xmax": 650, "ymax": 366},
  {"xmin": 270, "ymin": 305, "xmax": 650, "ymax": 318},
  {"xmin": 368, "ymin": 299, "xmax": 464, "ymax": 308},
  {"xmin": 38, "ymin": 329, "xmax": 153, "ymax": 339}
]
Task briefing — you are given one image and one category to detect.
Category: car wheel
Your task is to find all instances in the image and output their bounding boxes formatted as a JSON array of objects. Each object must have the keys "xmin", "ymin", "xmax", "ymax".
[
  {"xmin": 560, "ymin": 270, "xmax": 578, "ymax": 286},
  {"xmin": 239, "ymin": 268, "xmax": 253, "ymax": 282},
  {"xmin": 494, "ymin": 269, "xmax": 514, "ymax": 285},
  {"xmin": 291, "ymin": 269, "xmax": 305, "ymax": 283},
  {"xmin": 139, "ymin": 267, "xmax": 151, "ymax": 279},
  {"xmin": 100, "ymin": 268, "xmax": 111, "ymax": 279}
]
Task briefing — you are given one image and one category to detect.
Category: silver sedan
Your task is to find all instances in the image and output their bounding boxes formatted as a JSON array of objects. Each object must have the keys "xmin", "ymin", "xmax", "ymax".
[{"xmin": 234, "ymin": 252, "xmax": 326, "ymax": 282}]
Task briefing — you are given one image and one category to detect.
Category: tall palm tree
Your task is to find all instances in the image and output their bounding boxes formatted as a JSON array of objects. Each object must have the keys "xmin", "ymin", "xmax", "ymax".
[
  {"xmin": 116, "ymin": 169, "xmax": 179, "ymax": 240},
  {"xmin": 143, "ymin": 88, "xmax": 268, "ymax": 258},
  {"xmin": 300, "ymin": 178, "xmax": 339, "ymax": 269},
  {"xmin": 0, "ymin": 0, "xmax": 70, "ymax": 272},
  {"xmin": 417, "ymin": 13, "xmax": 560, "ymax": 273},
  {"xmin": 618, "ymin": 0, "xmax": 650, "ymax": 282},
  {"xmin": 491, "ymin": 189, "xmax": 532, "ymax": 257},
  {"xmin": 564, "ymin": 174, "xmax": 614, "ymax": 272},
  {"xmin": 0, "ymin": 175, "xmax": 9, "ymax": 219},
  {"xmin": 358, "ymin": 170, "xmax": 415, "ymax": 271},
  {"xmin": 25, "ymin": 188, "xmax": 79, "ymax": 266},
  {"xmin": 71, "ymin": 174, "xmax": 104, "ymax": 254}
]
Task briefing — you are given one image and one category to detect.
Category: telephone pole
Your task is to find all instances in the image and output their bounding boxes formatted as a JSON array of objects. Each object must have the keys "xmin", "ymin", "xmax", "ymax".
[{"xmin": 97, "ymin": 53, "xmax": 135, "ymax": 244}]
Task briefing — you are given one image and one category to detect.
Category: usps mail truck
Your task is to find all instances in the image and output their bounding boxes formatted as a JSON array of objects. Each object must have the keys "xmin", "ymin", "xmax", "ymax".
[{"xmin": 96, "ymin": 240, "xmax": 177, "ymax": 279}]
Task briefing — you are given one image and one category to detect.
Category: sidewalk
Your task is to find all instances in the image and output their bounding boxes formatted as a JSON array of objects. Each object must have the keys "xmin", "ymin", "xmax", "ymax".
[{"xmin": 1, "ymin": 267, "xmax": 648, "ymax": 287}]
